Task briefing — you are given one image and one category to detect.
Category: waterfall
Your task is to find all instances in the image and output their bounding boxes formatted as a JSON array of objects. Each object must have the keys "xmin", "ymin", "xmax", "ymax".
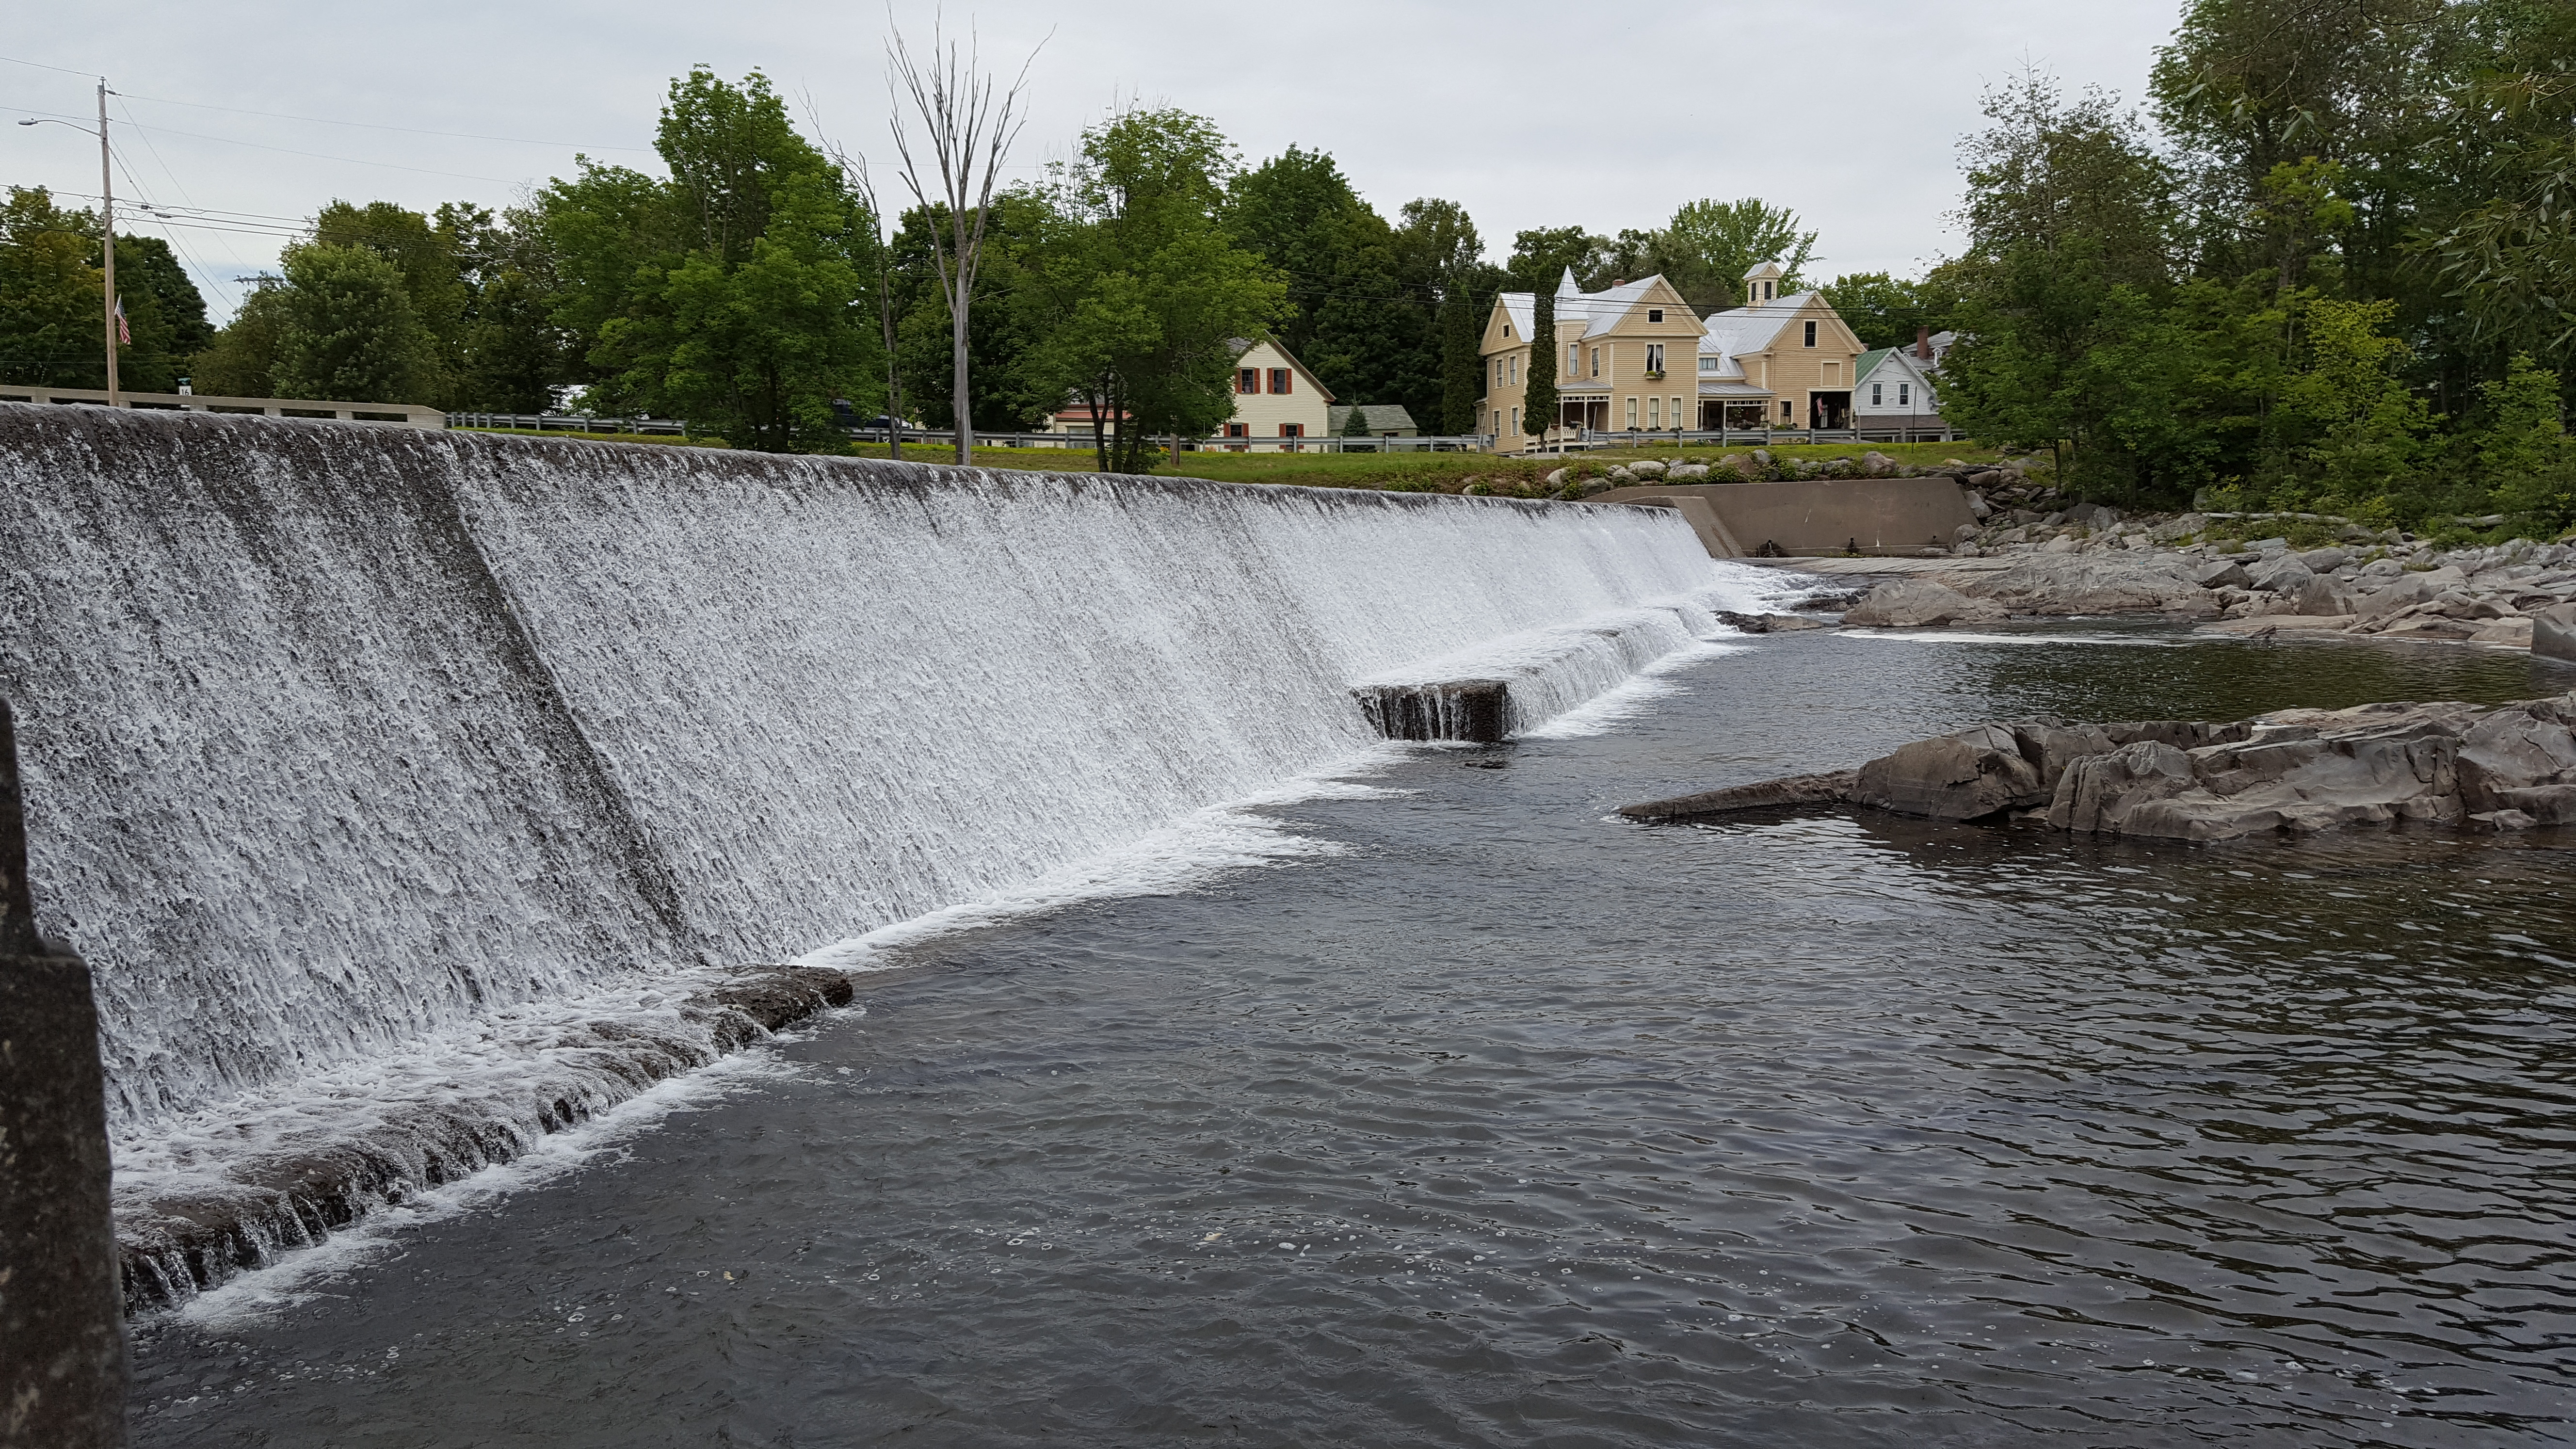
[{"xmin": 0, "ymin": 406, "xmax": 1766, "ymax": 1300}]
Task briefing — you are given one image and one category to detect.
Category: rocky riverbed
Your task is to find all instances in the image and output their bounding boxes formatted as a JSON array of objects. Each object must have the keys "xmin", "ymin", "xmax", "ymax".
[
  {"xmin": 1624, "ymin": 690, "xmax": 2576, "ymax": 839},
  {"xmin": 1829, "ymin": 472, "xmax": 2576, "ymax": 660}
]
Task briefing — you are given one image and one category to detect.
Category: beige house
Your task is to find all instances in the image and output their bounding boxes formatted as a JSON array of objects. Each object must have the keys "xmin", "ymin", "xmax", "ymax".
[
  {"xmin": 1215, "ymin": 337, "xmax": 1332, "ymax": 448},
  {"xmin": 1037, "ymin": 338, "xmax": 1335, "ymax": 449},
  {"xmin": 1479, "ymin": 261, "xmax": 1867, "ymax": 449}
]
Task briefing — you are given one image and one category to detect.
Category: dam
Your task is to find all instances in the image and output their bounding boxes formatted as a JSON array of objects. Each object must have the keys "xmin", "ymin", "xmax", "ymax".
[{"xmin": 0, "ymin": 405, "xmax": 1765, "ymax": 1305}]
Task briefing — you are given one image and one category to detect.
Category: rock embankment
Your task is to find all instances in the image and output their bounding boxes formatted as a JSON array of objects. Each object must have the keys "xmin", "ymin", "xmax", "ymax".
[
  {"xmin": 1842, "ymin": 497, "xmax": 2576, "ymax": 660},
  {"xmin": 1621, "ymin": 691, "xmax": 2576, "ymax": 839}
]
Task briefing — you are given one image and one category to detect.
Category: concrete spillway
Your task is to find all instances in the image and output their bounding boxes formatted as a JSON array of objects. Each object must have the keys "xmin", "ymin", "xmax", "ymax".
[{"xmin": 0, "ymin": 406, "xmax": 1763, "ymax": 1303}]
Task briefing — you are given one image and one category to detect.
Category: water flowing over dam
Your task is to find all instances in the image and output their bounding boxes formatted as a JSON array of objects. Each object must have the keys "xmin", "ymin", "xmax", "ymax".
[{"xmin": 0, "ymin": 406, "xmax": 1756, "ymax": 1295}]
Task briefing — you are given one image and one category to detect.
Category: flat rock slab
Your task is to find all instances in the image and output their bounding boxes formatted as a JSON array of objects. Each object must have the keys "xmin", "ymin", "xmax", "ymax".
[{"xmin": 1619, "ymin": 770, "xmax": 1857, "ymax": 822}]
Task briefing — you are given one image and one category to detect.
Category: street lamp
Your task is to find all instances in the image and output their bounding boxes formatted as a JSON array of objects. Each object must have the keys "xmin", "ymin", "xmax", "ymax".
[{"xmin": 18, "ymin": 81, "xmax": 119, "ymax": 406}]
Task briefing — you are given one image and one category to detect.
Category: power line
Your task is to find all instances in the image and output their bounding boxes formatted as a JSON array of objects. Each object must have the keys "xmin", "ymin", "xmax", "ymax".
[
  {"xmin": 114, "ymin": 90, "xmax": 655, "ymax": 154},
  {"xmin": 0, "ymin": 52, "xmax": 98, "ymax": 79}
]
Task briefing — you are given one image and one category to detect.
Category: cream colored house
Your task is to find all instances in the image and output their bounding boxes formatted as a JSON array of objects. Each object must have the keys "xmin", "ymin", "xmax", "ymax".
[
  {"xmin": 1479, "ymin": 261, "xmax": 1868, "ymax": 448},
  {"xmin": 1037, "ymin": 337, "xmax": 1334, "ymax": 449},
  {"xmin": 1214, "ymin": 336, "xmax": 1332, "ymax": 448}
]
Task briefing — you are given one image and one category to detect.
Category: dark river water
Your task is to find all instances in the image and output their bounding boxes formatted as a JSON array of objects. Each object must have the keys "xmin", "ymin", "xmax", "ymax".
[{"xmin": 131, "ymin": 625, "xmax": 2576, "ymax": 1448}]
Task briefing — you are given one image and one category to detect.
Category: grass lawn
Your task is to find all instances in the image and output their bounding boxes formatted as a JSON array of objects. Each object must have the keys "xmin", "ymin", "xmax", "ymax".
[{"xmin": 459, "ymin": 428, "xmax": 2009, "ymax": 495}]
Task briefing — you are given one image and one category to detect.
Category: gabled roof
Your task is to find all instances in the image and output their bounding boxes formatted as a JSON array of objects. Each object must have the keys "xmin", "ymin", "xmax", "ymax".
[
  {"xmin": 1494, "ymin": 274, "xmax": 1703, "ymax": 347},
  {"xmin": 1227, "ymin": 335, "xmax": 1337, "ymax": 402},
  {"xmin": 1855, "ymin": 347, "xmax": 1936, "ymax": 385},
  {"xmin": 1327, "ymin": 403, "xmax": 1417, "ymax": 432},
  {"xmin": 1695, "ymin": 294, "xmax": 1825, "ymax": 358}
]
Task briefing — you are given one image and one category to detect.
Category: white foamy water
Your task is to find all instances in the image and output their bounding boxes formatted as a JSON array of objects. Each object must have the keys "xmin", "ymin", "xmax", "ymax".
[{"xmin": 0, "ymin": 407, "xmax": 1770, "ymax": 1157}]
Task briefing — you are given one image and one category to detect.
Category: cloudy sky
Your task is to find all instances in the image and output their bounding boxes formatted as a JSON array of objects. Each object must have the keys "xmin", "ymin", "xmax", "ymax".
[{"xmin": 8, "ymin": 0, "xmax": 2185, "ymax": 323}]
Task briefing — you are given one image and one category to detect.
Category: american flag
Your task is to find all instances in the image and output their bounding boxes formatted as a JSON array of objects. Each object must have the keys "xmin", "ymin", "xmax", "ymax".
[{"xmin": 113, "ymin": 296, "xmax": 130, "ymax": 346}]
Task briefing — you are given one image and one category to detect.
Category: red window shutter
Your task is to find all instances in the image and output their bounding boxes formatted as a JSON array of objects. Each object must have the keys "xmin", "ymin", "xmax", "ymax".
[
  {"xmin": 1271, "ymin": 368, "xmax": 1291, "ymax": 394},
  {"xmin": 1280, "ymin": 423, "xmax": 1301, "ymax": 437},
  {"xmin": 1238, "ymin": 368, "xmax": 1258, "ymax": 394}
]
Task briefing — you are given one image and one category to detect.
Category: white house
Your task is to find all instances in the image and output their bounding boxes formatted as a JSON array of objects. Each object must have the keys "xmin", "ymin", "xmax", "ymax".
[
  {"xmin": 1853, "ymin": 330, "xmax": 1948, "ymax": 434},
  {"xmin": 1215, "ymin": 337, "xmax": 1332, "ymax": 448}
]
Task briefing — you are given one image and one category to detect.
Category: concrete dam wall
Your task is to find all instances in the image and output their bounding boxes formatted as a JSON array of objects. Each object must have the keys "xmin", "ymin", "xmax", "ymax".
[{"xmin": 0, "ymin": 406, "xmax": 1765, "ymax": 1302}]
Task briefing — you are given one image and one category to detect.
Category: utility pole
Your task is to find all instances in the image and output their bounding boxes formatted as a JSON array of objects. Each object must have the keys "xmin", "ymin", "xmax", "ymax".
[{"xmin": 97, "ymin": 79, "xmax": 116, "ymax": 407}]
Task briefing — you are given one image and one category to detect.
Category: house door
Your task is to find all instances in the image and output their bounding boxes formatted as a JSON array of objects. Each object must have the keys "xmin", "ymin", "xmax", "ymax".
[{"xmin": 1810, "ymin": 391, "xmax": 1852, "ymax": 430}]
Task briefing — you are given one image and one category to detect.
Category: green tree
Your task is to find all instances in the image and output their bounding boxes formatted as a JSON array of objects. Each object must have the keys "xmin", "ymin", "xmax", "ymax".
[
  {"xmin": 270, "ymin": 242, "xmax": 439, "ymax": 403},
  {"xmin": 1020, "ymin": 106, "xmax": 1288, "ymax": 474},
  {"xmin": 1525, "ymin": 286, "xmax": 1558, "ymax": 448},
  {"xmin": 1340, "ymin": 399, "xmax": 1369, "ymax": 436},
  {"xmin": 1223, "ymin": 147, "xmax": 1430, "ymax": 418},
  {"xmin": 1392, "ymin": 197, "xmax": 1496, "ymax": 435},
  {"xmin": 2474, "ymin": 354, "xmax": 2576, "ymax": 525},
  {"xmin": 2279, "ymin": 295, "xmax": 2430, "ymax": 506},
  {"xmin": 540, "ymin": 68, "xmax": 880, "ymax": 449},
  {"xmin": 1655, "ymin": 199, "xmax": 1817, "ymax": 312},
  {"xmin": 1820, "ymin": 272, "xmax": 1944, "ymax": 349},
  {"xmin": 192, "ymin": 276, "xmax": 287, "ymax": 398},
  {"xmin": 0, "ymin": 187, "xmax": 100, "ymax": 387}
]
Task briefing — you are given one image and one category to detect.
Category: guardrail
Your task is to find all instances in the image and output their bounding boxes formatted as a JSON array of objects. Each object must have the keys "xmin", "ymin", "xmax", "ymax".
[{"xmin": 0, "ymin": 386, "xmax": 446, "ymax": 428}]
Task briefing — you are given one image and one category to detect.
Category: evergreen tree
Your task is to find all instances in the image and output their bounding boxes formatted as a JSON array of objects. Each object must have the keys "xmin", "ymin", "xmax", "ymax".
[
  {"xmin": 1340, "ymin": 400, "xmax": 1370, "ymax": 436},
  {"xmin": 1526, "ymin": 287, "xmax": 1558, "ymax": 450}
]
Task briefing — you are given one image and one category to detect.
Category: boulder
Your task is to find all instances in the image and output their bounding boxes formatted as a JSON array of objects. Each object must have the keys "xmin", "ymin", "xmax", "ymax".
[
  {"xmin": 2246, "ymin": 555, "xmax": 2315, "ymax": 595},
  {"xmin": 2534, "ymin": 602, "xmax": 2576, "ymax": 663},
  {"xmin": 1545, "ymin": 468, "xmax": 1569, "ymax": 486},
  {"xmin": 2470, "ymin": 617, "xmax": 2535, "ymax": 647},
  {"xmin": 1862, "ymin": 451, "xmax": 1898, "ymax": 477},
  {"xmin": 1943, "ymin": 557, "xmax": 2201, "ymax": 615},
  {"xmin": 1853, "ymin": 724, "xmax": 2047, "ymax": 820},
  {"xmin": 2045, "ymin": 740, "xmax": 2198, "ymax": 833},
  {"xmin": 2193, "ymin": 559, "xmax": 2253, "ymax": 589},
  {"xmin": 1965, "ymin": 491, "xmax": 1991, "ymax": 519},
  {"xmin": 2299, "ymin": 547, "xmax": 2351, "ymax": 573},
  {"xmin": 1617, "ymin": 769, "xmax": 1857, "ymax": 822},
  {"xmin": 1841, "ymin": 578, "xmax": 2007, "ymax": 628},
  {"xmin": 2042, "ymin": 533, "xmax": 2080, "ymax": 554},
  {"xmin": 2456, "ymin": 695, "xmax": 2576, "ymax": 822},
  {"xmin": 1667, "ymin": 462, "xmax": 1710, "ymax": 481},
  {"xmin": 2294, "ymin": 577, "xmax": 2359, "ymax": 616},
  {"xmin": 1627, "ymin": 458, "xmax": 1668, "ymax": 479}
]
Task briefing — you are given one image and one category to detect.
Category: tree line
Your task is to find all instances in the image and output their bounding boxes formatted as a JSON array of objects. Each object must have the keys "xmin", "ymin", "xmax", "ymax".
[
  {"xmin": 1923, "ymin": 0, "xmax": 2576, "ymax": 536},
  {"xmin": 0, "ymin": 66, "xmax": 1916, "ymax": 466}
]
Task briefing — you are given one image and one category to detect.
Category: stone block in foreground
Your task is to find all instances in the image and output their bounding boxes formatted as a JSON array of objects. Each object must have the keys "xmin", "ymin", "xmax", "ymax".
[
  {"xmin": 1354, "ymin": 680, "xmax": 1509, "ymax": 743},
  {"xmin": 2537, "ymin": 602, "xmax": 2576, "ymax": 663},
  {"xmin": 1, "ymin": 697, "xmax": 129, "ymax": 1449},
  {"xmin": 1618, "ymin": 770, "xmax": 1857, "ymax": 822}
]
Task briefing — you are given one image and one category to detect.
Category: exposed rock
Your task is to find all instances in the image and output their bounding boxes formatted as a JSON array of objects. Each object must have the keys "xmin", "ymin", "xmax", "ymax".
[
  {"xmin": 1666, "ymin": 462, "xmax": 1710, "ymax": 481},
  {"xmin": 2294, "ymin": 577, "xmax": 2359, "ymax": 616},
  {"xmin": 2535, "ymin": 602, "xmax": 2576, "ymax": 663},
  {"xmin": 1842, "ymin": 578, "xmax": 2007, "ymax": 628},
  {"xmin": 1622, "ymin": 694, "xmax": 2576, "ymax": 844},
  {"xmin": 1627, "ymin": 458, "xmax": 1668, "ymax": 479},
  {"xmin": 2042, "ymin": 533, "xmax": 2080, "ymax": 554},
  {"xmin": 1941, "ymin": 557, "xmax": 2204, "ymax": 615},
  {"xmin": 2246, "ymin": 556, "xmax": 2315, "ymax": 595},
  {"xmin": 1965, "ymin": 491, "xmax": 1990, "ymax": 518},
  {"xmin": 1617, "ymin": 770, "xmax": 1857, "ymax": 822},
  {"xmin": 1716, "ymin": 611, "xmax": 1825, "ymax": 633},
  {"xmin": 1852, "ymin": 724, "xmax": 2046, "ymax": 820},
  {"xmin": 2471, "ymin": 617, "xmax": 2536, "ymax": 647},
  {"xmin": 2193, "ymin": 559, "xmax": 2253, "ymax": 589}
]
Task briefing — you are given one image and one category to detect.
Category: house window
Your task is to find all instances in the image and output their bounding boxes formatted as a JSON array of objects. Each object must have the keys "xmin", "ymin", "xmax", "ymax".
[
  {"xmin": 1269, "ymin": 368, "xmax": 1292, "ymax": 394},
  {"xmin": 1700, "ymin": 355, "xmax": 1718, "ymax": 373},
  {"xmin": 1780, "ymin": 400, "xmax": 1792, "ymax": 421},
  {"xmin": 1647, "ymin": 308, "xmax": 1663, "ymax": 323},
  {"xmin": 1872, "ymin": 383, "xmax": 1884, "ymax": 407},
  {"xmin": 1649, "ymin": 397, "xmax": 1661, "ymax": 428},
  {"xmin": 1589, "ymin": 347, "xmax": 1600, "ymax": 378},
  {"xmin": 1625, "ymin": 397, "xmax": 1638, "ymax": 429},
  {"xmin": 1803, "ymin": 321, "xmax": 1817, "ymax": 347},
  {"xmin": 1278, "ymin": 423, "xmax": 1303, "ymax": 437},
  {"xmin": 1511, "ymin": 356, "xmax": 1520, "ymax": 385},
  {"xmin": 1764, "ymin": 281, "xmax": 1775, "ymax": 300},
  {"xmin": 1510, "ymin": 406, "xmax": 1520, "ymax": 435},
  {"xmin": 1645, "ymin": 343, "xmax": 1665, "ymax": 374},
  {"xmin": 1899, "ymin": 382, "xmax": 1911, "ymax": 407},
  {"xmin": 1671, "ymin": 397, "xmax": 1684, "ymax": 429},
  {"xmin": 1238, "ymin": 368, "xmax": 1259, "ymax": 394}
]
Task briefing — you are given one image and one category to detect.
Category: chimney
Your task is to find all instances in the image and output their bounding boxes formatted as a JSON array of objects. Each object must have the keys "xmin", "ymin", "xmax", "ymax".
[{"xmin": 1915, "ymin": 326, "xmax": 1931, "ymax": 360}]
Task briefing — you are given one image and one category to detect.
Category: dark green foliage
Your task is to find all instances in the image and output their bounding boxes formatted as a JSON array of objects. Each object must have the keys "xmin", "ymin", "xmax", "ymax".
[
  {"xmin": 1525, "ymin": 289, "xmax": 1557, "ymax": 446},
  {"xmin": 269, "ymin": 242, "xmax": 439, "ymax": 404},
  {"xmin": 1222, "ymin": 147, "xmax": 1429, "ymax": 424},
  {"xmin": 0, "ymin": 189, "xmax": 209, "ymax": 392},
  {"xmin": 1018, "ymin": 106, "xmax": 1289, "ymax": 474},
  {"xmin": 536, "ymin": 68, "xmax": 881, "ymax": 450},
  {"xmin": 1821, "ymin": 272, "xmax": 1947, "ymax": 350}
]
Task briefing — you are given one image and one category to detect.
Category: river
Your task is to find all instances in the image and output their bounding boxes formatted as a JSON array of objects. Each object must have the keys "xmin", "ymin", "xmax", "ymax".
[{"xmin": 130, "ymin": 623, "xmax": 2576, "ymax": 1447}]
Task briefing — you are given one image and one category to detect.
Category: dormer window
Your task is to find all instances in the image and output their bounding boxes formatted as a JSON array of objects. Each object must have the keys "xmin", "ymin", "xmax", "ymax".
[
  {"xmin": 1647, "ymin": 308, "xmax": 1663, "ymax": 323},
  {"xmin": 1764, "ymin": 281, "xmax": 1775, "ymax": 300},
  {"xmin": 1700, "ymin": 355, "xmax": 1718, "ymax": 373}
]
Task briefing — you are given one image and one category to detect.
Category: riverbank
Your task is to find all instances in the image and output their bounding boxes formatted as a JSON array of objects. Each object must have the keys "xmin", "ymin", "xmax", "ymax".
[{"xmin": 1805, "ymin": 503, "xmax": 2576, "ymax": 658}]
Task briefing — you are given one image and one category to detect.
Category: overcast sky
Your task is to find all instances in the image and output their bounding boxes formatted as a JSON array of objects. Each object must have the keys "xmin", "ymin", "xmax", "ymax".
[{"xmin": 9, "ymin": 0, "xmax": 2185, "ymax": 324}]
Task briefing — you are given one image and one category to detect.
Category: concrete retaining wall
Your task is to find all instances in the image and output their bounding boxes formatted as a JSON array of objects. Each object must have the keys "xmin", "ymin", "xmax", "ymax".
[{"xmin": 1593, "ymin": 478, "xmax": 1976, "ymax": 558}]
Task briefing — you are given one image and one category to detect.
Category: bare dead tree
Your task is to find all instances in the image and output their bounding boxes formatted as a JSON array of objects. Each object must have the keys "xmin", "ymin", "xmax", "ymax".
[
  {"xmin": 807, "ymin": 101, "xmax": 907, "ymax": 462},
  {"xmin": 888, "ymin": 16, "xmax": 1041, "ymax": 465}
]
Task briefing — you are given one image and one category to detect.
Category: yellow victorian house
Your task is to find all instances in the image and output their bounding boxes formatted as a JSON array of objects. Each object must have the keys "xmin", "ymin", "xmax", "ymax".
[{"xmin": 1479, "ymin": 261, "xmax": 1866, "ymax": 449}]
